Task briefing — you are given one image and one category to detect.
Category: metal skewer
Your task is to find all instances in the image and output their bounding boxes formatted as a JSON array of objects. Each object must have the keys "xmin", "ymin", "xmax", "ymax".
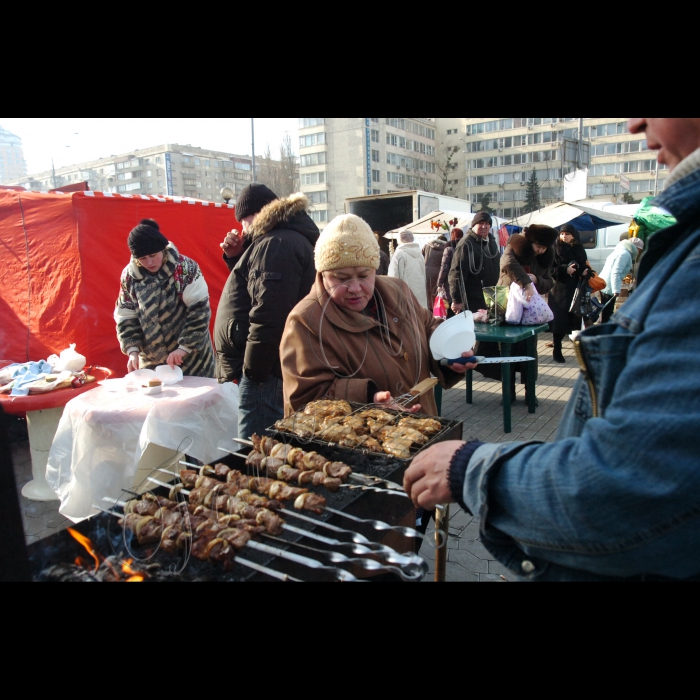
[
  {"xmin": 226, "ymin": 443, "xmax": 406, "ymax": 493},
  {"xmin": 262, "ymin": 534, "xmax": 425, "ymax": 582},
  {"xmin": 93, "ymin": 504, "xmax": 302, "ymax": 583},
  {"xmin": 143, "ymin": 475, "xmax": 422, "ymax": 570}
]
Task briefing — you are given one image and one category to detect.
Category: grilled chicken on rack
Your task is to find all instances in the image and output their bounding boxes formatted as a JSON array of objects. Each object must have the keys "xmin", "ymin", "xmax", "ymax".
[
  {"xmin": 303, "ymin": 400, "xmax": 353, "ymax": 419},
  {"xmin": 397, "ymin": 417, "xmax": 443, "ymax": 435}
]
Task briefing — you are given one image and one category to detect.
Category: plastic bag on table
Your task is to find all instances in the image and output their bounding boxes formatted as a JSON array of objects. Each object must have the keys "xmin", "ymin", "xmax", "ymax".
[
  {"xmin": 50, "ymin": 344, "xmax": 87, "ymax": 373},
  {"xmin": 506, "ymin": 283, "xmax": 525, "ymax": 324},
  {"xmin": 482, "ymin": 286, "xmax": 509, "ymax": 324},
  {"xmin": 521, "ymin": 290, "xmax": 554, "ymax": 325}
]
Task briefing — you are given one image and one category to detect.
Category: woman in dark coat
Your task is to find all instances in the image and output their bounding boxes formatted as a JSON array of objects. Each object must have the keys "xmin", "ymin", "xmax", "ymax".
[
  {"xmin": 547, "ymin": 224, "xmax": 589, "ymax": 363},
  {"xmin": 478, "ymin": 225, "xmax": 558, "ymax": 401},
  {"xmin": 424, "ymin": 235, "xmax": 448, "ymax": 305},
  {"xmin": 436, "ymin": 228, "xmax": 464, "ymax": 318}
]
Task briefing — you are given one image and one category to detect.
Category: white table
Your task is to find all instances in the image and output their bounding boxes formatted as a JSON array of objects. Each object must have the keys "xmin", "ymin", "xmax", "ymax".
[{"xmin": 46, "ymin": 377, "xmax": 239, "ymax": 522}]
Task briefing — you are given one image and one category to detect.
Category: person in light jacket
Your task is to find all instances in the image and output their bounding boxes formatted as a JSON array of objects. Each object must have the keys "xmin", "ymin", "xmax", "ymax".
[
  {"xmin": 403, "ymin": 117, "xmax": 700, "ymax": 581},
  {"xmin": 599, "ymin": 237, "xmax": 644, "ymax": 324},
  {"xmin": 388, "ymin": 230, "xmax": 429, "ymax": 308}
]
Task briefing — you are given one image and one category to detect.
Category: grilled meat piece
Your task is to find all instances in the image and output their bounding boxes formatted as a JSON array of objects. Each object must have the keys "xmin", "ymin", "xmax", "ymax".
[
  {"xmin": 294, "ymin": 492, "xmax": 327, "ymax": 515},
  {"xmin": 378, "ymin": 425, "xmax": 428, "ymax": 446},
  {"xmin": 397, "ymin": 417, "xmax": 442, "ymax": 435},
  {"xmin": 323, "ymin": 462, "xmax": 353, "ymax": 480},
  {"xmin": 303, "ymin": 400, "xmax": 352, "ymax": 418},
  {"xmin": 381, "ymin": 437, "xmax": 413, "ymax": 459},
  {"xmin": 214, "ymin": 463, "xmax": 232, "ymax": 479},
  {"xmin": 268, "ymin": 482, "xmax": 309, "ymax": 502},
  {"xmin": 255, "ymin": 509, "xmax": 285, "ymax": 536}
]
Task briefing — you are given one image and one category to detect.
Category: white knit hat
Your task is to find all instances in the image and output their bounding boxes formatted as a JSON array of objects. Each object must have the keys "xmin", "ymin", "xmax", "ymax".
[{"xmin": 315, "ymin": 214, "xmax": 380, "ymax": 272}]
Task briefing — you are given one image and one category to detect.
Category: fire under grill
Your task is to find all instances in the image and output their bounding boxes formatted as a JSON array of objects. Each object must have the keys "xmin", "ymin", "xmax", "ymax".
[{"xmin": 28, "ymin": 413, "xmax": 462, "ymax": 583}]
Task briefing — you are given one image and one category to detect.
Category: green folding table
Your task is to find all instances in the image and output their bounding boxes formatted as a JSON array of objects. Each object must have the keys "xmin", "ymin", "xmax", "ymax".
[{"xmin": 466, "ymin": 322, "xmax": 550, "ymax": 434}]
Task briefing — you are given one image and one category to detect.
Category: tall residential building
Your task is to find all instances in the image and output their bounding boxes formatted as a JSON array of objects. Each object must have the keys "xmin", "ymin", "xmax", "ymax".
[
  {"xmin": 298, "ymin": 118, "xmax": 438, "ymax": 229},
  {"xmin": 6, "ymin": 144, "xmax": 253, "ymax": 202},
  {"xmin": 0, "ymin": 126, "xmax": 28, "ymax": 183},
  {"xmin": 437, "ymin": 118, "xmax": 667, "ymax": 219}
]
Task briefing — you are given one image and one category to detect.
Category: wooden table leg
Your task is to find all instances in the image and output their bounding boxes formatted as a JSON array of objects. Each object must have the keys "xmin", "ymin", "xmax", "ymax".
[
  {"xmin": 466, "ymin": 369, "xmax": 473, "ymax": 405},
  {"xmin": 526, "ymin": 335, "xmax": 537, "ymax": 414},
  {"xmin": 501, "ymin": 343, "xmax": 512, "ymax": 434}
]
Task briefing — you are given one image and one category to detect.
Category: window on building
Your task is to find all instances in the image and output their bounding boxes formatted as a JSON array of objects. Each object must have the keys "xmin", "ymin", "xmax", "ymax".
[
  {"xmin": 299, "ymin": 118, "xmax": 326, "ymax": 128},
  {"xmin": 372, "ymin": 149, "xmax": 380, "ymax": 163},
  {"xmin": 300, "ymin": 153, "xmax": 328, "ymax": 167},
  {"xmin": 300, "ymin": 133, "xmax": 326, "ymax": 148},
  {"xmin": 301, "ymin": 171, "xmax": 328, "ymax": 186},
  {"xmin": 307, "ymin": 191, "xmax": 328, "ymax": 204},
  {"xmin": 372, "ymin": 169, "xmax": 381, "ymax": 182},
  {"xmin": 371, "ymin": 129, "xmax": 380, "ymax": 143},
  {"xmin": 309, "ymin": 210, "xmax": 329, "ymax": 223}
]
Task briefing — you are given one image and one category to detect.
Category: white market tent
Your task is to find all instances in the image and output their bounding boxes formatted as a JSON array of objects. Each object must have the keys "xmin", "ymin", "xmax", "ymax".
[
  {"xmin": 510, "ymin": 201, "xmax": 632, "ymax": 231},
  {"xmin": 384, "ymin": 210, "xmax": 507, "ymax": 249}
]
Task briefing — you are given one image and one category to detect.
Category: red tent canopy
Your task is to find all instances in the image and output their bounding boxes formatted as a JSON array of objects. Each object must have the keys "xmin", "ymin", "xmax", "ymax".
[{"xmin": 0, "ymin": 190, "xmax": 240, "ymax": 377}]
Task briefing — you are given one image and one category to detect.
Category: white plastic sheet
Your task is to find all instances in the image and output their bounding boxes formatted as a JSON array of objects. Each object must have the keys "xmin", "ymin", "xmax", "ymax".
[{"xmin": 46, "ymin": 377, "xmax": 239, "ymax": 522}]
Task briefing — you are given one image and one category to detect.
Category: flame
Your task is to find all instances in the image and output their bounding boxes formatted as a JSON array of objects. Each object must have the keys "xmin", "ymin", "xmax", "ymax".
[
  {"xmin": 68, "ymin": 528, "xmax": 101, "ymax": 573},
  {"xmin": 122, "ymin": 559, "xmax": 145, "ymax": 583}
]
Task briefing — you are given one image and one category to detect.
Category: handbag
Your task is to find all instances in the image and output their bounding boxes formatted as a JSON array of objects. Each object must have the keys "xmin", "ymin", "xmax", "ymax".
[{"xmin": 585, "ymin": 263, "xmax": 606, "ymax": 293}]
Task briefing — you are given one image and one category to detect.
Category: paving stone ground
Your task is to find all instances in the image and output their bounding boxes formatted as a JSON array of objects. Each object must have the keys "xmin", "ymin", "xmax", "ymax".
[{"xmin": 9, "ymin": 331, "xmax": 580, "ymax": 581}]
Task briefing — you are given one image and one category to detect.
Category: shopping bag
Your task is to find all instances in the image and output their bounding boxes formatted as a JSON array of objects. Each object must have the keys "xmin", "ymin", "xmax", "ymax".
[
  {"xmin": 506, "ymin": 283, "xmax": 525, "ymax": 324},
  {"xmin": 521, "ymin": 291, "xmax": 554, "ymax": 325},
  {"xmin": 585, "ymin": 263, "xmax": 606, "ymax": 293},
  {"xmin": 483, "ymin": 286, "xmax": 509, "ymax": 323},
  {"xmin": 433, "ymin": 295, "xmax": 447, "ymax": 320}
]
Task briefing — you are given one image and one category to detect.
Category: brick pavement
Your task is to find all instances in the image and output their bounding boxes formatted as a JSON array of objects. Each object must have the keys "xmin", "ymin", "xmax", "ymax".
[{"xmin": 9, "ymin": 331, "xmax": 580, "ymax": 581}]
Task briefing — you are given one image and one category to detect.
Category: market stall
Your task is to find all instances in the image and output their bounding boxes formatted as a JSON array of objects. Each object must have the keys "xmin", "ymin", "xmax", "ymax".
[{"xmin": 0, "ymin": 189, "xmax": 238, "ymax": 376}]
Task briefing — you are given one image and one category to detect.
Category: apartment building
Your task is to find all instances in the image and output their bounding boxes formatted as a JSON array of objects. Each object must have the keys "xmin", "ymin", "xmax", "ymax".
[
  {"xmin": 7, "ymin": 144, "xmax": 253, "ymax": 202},
  {"xmin": 0, "ymin": 126, "xmax": 28, "ymax": 183},
  {"xmin": 437, "ymin": 118, "xmax": 667, "ymax": 219},
  {"xmin": 298, "ymin": 118, "xmax": 438, "ymax": 228}
]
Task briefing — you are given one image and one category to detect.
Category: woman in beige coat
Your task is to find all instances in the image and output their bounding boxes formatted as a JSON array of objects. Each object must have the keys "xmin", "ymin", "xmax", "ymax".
[{"xmin": 280, "ymin": 215, "xmax": 469, "ymax": 417}]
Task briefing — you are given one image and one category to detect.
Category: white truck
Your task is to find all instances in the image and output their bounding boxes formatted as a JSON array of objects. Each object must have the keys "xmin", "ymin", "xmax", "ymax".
[{"xmin": 345, "ymin": 190, "xmax": 473, "ymax": 239}]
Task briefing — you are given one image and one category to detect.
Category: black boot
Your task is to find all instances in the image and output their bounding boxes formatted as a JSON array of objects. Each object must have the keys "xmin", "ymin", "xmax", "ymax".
[{"xmin": 552, "ymin": 334, "xmax": 565, "ymax": 363}]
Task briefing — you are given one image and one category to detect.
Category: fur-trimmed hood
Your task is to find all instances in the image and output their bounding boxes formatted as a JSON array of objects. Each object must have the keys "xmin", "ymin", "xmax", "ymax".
[
  {"xmin": 249, "ymin": 192, "xmax": 315, "ymax": 240},
  {"xmin": 508, "ymin": 233, "xmax": 555, "ymax": 269}
]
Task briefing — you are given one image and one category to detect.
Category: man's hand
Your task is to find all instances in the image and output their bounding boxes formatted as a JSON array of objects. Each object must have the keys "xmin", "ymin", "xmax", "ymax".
[
  {"xmin": 373, "ymin": 391, "xmax": 421, "ymax": 414},
  {"xmin": 127, "ymin": 352, "xmax": 140, "ymax": 373},
  {"xmin": 167, "ymin": 349, "xmax": 188, "ymax": 369},
  {"xmin": 403, "ymin": 441, "xmax": 465, "ymax": 509},
  {"xmin": 451, "ymin": 302, "xmax": 464, "ymax": 314},
  {"xmin": 220, "ymin": 230, "xmax": 244, "ymax": 259}
]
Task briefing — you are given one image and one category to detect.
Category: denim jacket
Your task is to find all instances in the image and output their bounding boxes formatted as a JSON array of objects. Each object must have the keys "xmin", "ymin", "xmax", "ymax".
[{"xmin": 455, "ymin": 166, "xmax": 700, "ymax": 581}]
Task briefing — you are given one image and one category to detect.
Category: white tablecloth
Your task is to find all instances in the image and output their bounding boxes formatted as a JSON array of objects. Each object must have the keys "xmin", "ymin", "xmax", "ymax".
[{"xmin": 46, "ymin": 377, "xmax": 239, "ymax": 522}]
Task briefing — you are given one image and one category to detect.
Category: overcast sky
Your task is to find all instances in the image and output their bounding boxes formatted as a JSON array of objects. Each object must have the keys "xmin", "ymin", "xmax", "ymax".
[{"xmin": 0, "ymin": 118, "xmax": 299, "ymax": 174}]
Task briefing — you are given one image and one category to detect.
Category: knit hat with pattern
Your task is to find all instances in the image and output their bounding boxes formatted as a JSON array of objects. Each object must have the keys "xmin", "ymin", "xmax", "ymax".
[
  {"xmin": 315, "ymin": 215, "xmax": 380, "ymax": 272},
  {"xmin": 128, "ymin": 219, "xmax": 169, "ymax": 258},
  {"xmin": 235, "ymin": 183, "xmax": 278, "ymax": 221}
]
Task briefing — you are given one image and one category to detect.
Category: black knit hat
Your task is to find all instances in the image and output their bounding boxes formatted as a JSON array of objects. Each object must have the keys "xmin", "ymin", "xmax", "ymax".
[
  {"xmin": 128, "ymin": 219, "xmax": 169, "ymax": 258},
  {"xmin": 560, "ymin": 223, "xmax": 578, "ymax": 236},
  {"xmin": 235, "ymin": 183, "xmax": 278, "ymax": 221},
  {"xmin": 471, "ymin": 211, "xmax": 493, "ymax": 227},
  {"xmin": 524, "ymin": 224, "xmax": 559, "ymax": 249}
]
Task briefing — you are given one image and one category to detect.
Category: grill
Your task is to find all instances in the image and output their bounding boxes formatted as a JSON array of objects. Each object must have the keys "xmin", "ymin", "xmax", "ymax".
[
  {"xmin": 270, "ymin": 401, "xmax": 462, "ymax": 463},
  {"xmin": 25, "ymin": 413, "xmax": 463, "ymax": 583}
]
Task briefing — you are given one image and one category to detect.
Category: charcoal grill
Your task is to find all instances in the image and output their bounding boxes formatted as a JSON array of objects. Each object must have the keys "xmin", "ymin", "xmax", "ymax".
[
  {"xmin": 26, "ymin": 410, "xmax": 463, "ymax": 582},
  {"xmin": 269, "ymin": 401, "xmax": 463, "ymax": 464}
]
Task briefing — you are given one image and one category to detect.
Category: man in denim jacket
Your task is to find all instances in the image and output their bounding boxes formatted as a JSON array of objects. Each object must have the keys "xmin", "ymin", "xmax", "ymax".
[{"xmin": 405, "ymin": 118, "xmax": 700, "ymax": 581}]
